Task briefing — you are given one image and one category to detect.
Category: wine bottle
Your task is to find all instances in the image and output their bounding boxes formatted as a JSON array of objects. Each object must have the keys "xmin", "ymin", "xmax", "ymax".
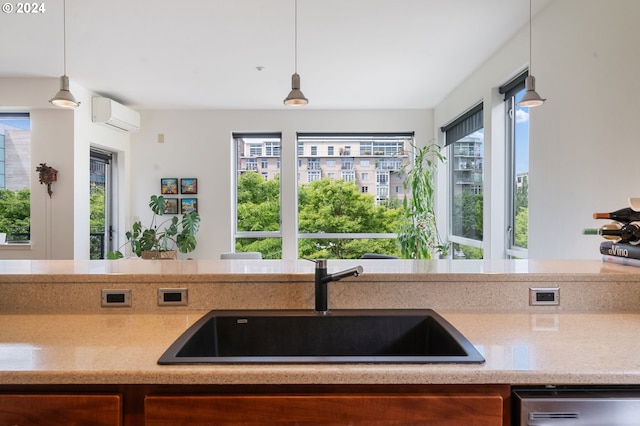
[
  {"xmin": 583, "ymin": 222, "xmax": 640, "ymax": 245},
  {"xmin": 593, "ymin": 207, "xmax": 640, "ymax": 223}
]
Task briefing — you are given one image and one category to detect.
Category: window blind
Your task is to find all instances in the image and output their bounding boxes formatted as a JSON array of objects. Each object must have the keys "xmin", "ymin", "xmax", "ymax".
[{"xmin": 440, "ymin": 104, "xmax": 483, "ymax": 146}]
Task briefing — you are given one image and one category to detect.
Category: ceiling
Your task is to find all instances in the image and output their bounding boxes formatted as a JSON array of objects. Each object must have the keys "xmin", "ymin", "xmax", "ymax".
[{"xmin": 0, "ymin": 0, "xmax": 550, "ymax": 110}]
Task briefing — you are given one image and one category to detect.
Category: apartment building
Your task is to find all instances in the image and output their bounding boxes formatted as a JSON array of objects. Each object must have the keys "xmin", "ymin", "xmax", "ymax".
[
  {"xmin": 237, "ymin": 134, "xmax": 412, "ymax": 204},
  {"xmin": 451, "ymin": 135, "xmax": 483, "ymax": 197}
]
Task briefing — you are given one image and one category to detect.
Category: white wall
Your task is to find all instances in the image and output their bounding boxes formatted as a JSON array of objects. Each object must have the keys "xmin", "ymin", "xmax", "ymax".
[
  {"xmin": 131, "ymin": 109, "xmax": 432, "ymax": 259},
  {"xmin": 434, "ymin": 0, "xmax": 640, "ymax": 259},
  {"xmin": 0, "ymin": 78, "xmax": 131, "ymax": 260}
]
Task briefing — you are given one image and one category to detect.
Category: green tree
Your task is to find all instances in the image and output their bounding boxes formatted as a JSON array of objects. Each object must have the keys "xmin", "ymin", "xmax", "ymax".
[
  {"xmin": 90, "ymin": 183, "xmax": 106, "ymax": 259},
  {"xmin": 514, "ymin": 207, "xmax": 528, "ymax": 248},
  {"xmin": 298, "ymin": 179, "xmax": 400, "ymax": 259},
  {"xmin": 514, "ymin": 176, "xmax": 528, "ymax": 249},
  {"xmin": 0, "ymin": 188, "xmax": 30, "ymax": 236},
  {"xmin": 237, "ymin": 172, "xmax": 280, "ymax": 232},
  {"xmin": 452, "ymin": 191, "xmax": 483, "ymax": 241},
  {"xmin": 235, "ymin": 172, "xmax": 282, "ymax": 258}
]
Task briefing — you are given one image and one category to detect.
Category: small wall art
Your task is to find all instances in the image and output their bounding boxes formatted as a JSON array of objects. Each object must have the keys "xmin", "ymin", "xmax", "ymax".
[
  {"xmin": 164, "ymin": 198, "xmax": 179, "ymax": 214},
  {"xmin": 181, "ymin": 198, "xmax": 198, "ymax": 214},
  {"xmin": 180, "ymin": 178, "xmax": 198, "ymax": 194},
  {"xmin": 161, "ymin": 178, "xmax": 179, "ymax": 194}
]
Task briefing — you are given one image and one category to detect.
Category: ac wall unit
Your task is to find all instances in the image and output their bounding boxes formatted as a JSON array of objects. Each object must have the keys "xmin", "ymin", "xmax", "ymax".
[{"xmin": 91, "ymin": 97, "xmax": 140, "ymax": 132}]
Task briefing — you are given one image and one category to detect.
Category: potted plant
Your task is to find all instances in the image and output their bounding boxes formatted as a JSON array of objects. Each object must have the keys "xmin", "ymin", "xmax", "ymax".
[
  {"xmin": 107, "ymin": 195, "xmax": 200, "ymax": 259},
  {"xmin": 397, "ymin": 141, "xmax": 450, "ymax": 259}
]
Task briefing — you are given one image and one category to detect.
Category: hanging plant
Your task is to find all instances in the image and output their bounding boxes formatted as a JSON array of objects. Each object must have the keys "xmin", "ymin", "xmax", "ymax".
[{"xmin": 397, "ymin": 141, "xmax": 449, "ymax": 259}]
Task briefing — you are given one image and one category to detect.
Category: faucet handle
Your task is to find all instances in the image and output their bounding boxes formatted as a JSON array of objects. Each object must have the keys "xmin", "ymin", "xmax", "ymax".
[{"xmin": 303, "ymin": 258, "xmax": 327, "ymax": 268}]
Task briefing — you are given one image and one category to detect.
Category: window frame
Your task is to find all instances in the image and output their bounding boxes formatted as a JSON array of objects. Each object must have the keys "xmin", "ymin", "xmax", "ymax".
[
  {"xmin": 441, "ymin": 104, "xmax": 485, "ymax": 258},
  {"xmin": 501, "ymin": 71, "xmax": 529, "ymax": 258},
  {"xmin": 232, "ymin": 133, "xmax": 283, "ymax": 255},
  {"xmin": 295, "ymin": 132, "xmax": 412, "ymax": 256}
]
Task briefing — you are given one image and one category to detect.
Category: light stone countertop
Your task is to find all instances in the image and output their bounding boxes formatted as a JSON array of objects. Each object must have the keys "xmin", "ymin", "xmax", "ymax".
[
  {"xmin": 1, "ymin": 310, "xmax": 640, "ymax": 386},
  {"xmin": 2, "ymin": 258, "xmax": 640, "ymax": 387},
  {"xmin": 0, "ymin": 258, "xmax": 638, "ymax": 282}
]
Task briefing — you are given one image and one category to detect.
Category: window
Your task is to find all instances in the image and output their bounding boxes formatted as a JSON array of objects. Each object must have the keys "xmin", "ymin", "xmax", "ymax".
[
  {"xmin": 501, "ymin": 71, "xmax": 529, "ymax": 257},
  {"xmin": 328, "ymin": 146, "xmax": 334, "ymax": 156},
  {"xmin": 296, "ymin": 133, "xmax": 412, "ymax": 259},
  {"xmin": 307, "ymin": 170, "xmax": 321, "ymax": 182},
  {"xmin": 90, "ymin": 149, "xmax": 116, "ymax": 259},
  {"xmin": 233, "ymin": 133, "xmax": 282, "ymax": 258},
  {"xmin": 248, "ymin": 143, "xmax": 262, "ymax": 157},
  {"xmin": 341, "ymin": 170, "xmax": 355, "ymax": 181},
  {"xmin": 310, "ymin": 146, "xmax": 317, "ymax": 156},
  {"xmin": 442, "ymin": 104, "xmax": 484, "ymax": 259},
  {"xmin": 265, "ymin": 141, "xmax": 280, "ymax": 157},
  {"xmin": 308, "ymin": 158, "xmax": 320, "ymax": 170},
  {"xmin": 0, "ymin": 113, "xmax": 31, "ymax": 242}
]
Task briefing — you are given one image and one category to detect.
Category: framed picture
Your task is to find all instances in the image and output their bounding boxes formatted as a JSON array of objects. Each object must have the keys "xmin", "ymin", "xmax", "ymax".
[
  {"xmin": 181, "ymin": 178, "xmax": 198, "ymax": 194},
  {"xmin": 161, "ymin": 178, "xmax": 179, "ymax": 194},
  {"xmin": 164, "ymin": 198, "xmax": 179, "ymax": 214},
  {"xmin": 181, "ymin": 198, "xmax": 198, "ymax": 214}
]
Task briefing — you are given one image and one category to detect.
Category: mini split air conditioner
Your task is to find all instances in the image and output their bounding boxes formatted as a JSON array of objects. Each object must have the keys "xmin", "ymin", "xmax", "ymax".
[{"xmin": 91, "ymin": 97, "xmax": 140, "ymax": 132}]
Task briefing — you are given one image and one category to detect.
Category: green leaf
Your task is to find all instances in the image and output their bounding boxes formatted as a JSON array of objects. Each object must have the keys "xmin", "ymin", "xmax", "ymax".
[{"xmin": 106, "ymin": 251, "xmax": 124, "ymax": 259}]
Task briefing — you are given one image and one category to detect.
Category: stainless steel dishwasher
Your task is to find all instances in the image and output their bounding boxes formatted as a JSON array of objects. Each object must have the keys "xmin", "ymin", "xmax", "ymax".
[{"xmin": 514, "ymin": 387, "xmax": 640, "ymax": 425}]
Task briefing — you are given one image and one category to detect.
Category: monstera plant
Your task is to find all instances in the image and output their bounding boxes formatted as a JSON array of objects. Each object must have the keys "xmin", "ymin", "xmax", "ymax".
[{"xmin": 107, "ymin": 195, "xmax": 200, "ymax": 259}]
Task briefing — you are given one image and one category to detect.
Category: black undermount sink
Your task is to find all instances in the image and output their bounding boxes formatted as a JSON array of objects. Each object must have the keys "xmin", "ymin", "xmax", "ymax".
[{"xmin": 158, "ymin": 309, "xmax": 485, "ymax": 364}]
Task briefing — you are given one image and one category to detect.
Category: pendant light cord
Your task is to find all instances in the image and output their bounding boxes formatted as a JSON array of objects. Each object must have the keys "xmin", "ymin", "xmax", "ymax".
[
  {"xmin": 294, "ymin": 0, "xmax": 298, "ymax": 73},
  {"xmin": 63, "ymin": 0, "xmax": 67, "ymax": 75},
  {"xmin": 528, "ymin": 0, "xmax": 532, "ymax": 74}
]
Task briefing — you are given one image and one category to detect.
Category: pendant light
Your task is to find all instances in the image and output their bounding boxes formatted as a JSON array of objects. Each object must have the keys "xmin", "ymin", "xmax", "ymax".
[
  {"xmin": 518, "ymin": 0, "xmax": 546, "ymax": 108},
  {"xmin": 283, "ymin": 0, "xmax": 308, "ymax": 106},
  {"xmin": 49, "ymin": 0, "xmax": 80, "ymax": 108}
]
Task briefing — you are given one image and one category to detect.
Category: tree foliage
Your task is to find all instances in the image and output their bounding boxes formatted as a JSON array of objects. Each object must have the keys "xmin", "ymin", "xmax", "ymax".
[
  {"xmin": 0, "ymin": 188, "xmax": 30, "ymax": 235},
  {"xmin": 298, "ymin": 179, "xmax": 400, "ymax": 259},
  {"xmin": 235, "ymin": 172, "xmax": 402, "ymax": 259},
  {"xmin": 452, "ymin": 191, "xmax": 483, "ymax": 241}
]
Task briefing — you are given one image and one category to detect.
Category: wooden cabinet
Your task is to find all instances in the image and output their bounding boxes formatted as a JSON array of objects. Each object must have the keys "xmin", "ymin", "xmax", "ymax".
[
  {"xmin": 0, "ymin": 394, "xmax": 121, "ymax": 426},
  {"xmin": 0, "ymin": 384, "xmax": 509, "ymax": 426},
  {"xmin": 145, "ymin": 392, "xmax": 504, "ymax": 426}
]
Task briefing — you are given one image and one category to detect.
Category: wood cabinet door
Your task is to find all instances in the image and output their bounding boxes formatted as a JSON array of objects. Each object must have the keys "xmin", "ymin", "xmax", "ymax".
[
  {"xmin": 0, "ymin": 394, "xmax": 121, "ymax": 426},
  {"xmin": 145, "ymin": 393, "xmax": 503, "ymax": 426}
]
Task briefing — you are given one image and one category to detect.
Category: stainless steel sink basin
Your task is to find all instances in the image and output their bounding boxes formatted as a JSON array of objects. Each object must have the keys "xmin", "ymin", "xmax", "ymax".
[{"xmin": 158, "ymin": 309, "xmax": 484, "ymax": 364}]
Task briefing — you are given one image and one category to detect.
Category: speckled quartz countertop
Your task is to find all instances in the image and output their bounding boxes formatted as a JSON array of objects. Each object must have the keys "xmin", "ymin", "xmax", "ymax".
[
  {"xmin": 2, "ymin": 311, "xmax": 640, "ymax": 386},
  {"xmin": 1, "ymin": 259, "xmax": 640, "ymax": 387}
]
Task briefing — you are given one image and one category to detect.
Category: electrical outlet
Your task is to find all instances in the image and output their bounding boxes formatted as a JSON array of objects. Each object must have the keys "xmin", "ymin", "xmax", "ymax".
[
  {"xmin": 158, "ymin": 288, "xmax": 188, "ymax": 306},
  {"xmin": 101, "ymin": 289, "xmax": 132, "ymax": 307},
  {"xmin": 529, "ymin": 287, "xmax": 560, "ymax": 306}
]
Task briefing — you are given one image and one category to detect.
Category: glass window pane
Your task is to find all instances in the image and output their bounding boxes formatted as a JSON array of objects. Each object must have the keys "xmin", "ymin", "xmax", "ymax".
[
  {"xmin": 512, "ymin": 90, "xmax": 529, "ymax": 250},
  {"xmin": 296, "ymin": 134, "xmax": 411, "ymax": 259},
  {"xmin": 234, "ymin": 134, "xmax": 282, "ymax": 259},
  {"xmin": 450, "ymin": 129, "xmax": 484, "ymax": 242},
  {"xmin": 0, "ymin": 114, "xmax": 31, "ymax": 242}
]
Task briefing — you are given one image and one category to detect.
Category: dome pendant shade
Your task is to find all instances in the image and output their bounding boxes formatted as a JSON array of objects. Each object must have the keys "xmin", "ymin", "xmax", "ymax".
[
  {"xmin": 284, "ymin": 73, "xmax": 308, "ymax": 106},
  {"xmin": 517, "ymin": 75, "xmax": 546, "ymax": 108},
  {"xmin": 50, "ymin": 75, "xmax": 81, "ymax": 108}
]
